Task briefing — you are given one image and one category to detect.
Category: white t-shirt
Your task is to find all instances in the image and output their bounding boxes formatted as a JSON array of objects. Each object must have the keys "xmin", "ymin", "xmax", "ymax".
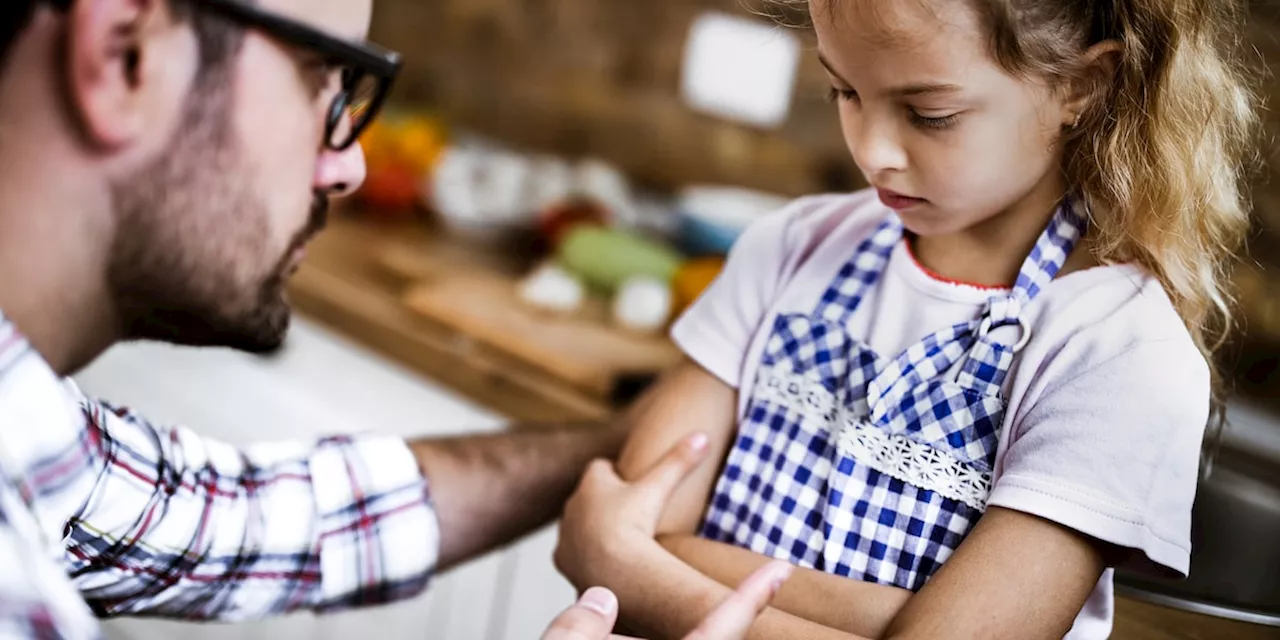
[{"xmin": 671, "ymin": 189, "xmax": 1209, "ymax": 639}]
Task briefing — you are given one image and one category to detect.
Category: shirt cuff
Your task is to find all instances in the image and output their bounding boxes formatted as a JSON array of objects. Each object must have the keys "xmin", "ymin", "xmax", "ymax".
[
  {"xmin": 310, "ymin": 434, "xmax": 440, "ymax": 610},
  {"xmin": 670, "ymin": 316, "xmax": 743, "ymax": 389},
  {"xmin": 988, "ymin": 474, "xmax": 1190, "ymax": 577}
]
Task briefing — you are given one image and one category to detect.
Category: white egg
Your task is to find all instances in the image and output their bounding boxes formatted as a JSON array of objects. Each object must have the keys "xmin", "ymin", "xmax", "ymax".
[
  {"xmin": 518, "ymin": 263, "xmax": 585, "ymax": 314},
  {"xmin": 613, "ymin": 276, "xmax": 673, "ymax": 333}
]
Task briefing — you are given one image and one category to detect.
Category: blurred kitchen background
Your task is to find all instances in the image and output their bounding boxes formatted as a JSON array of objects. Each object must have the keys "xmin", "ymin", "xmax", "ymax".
[{"xmin": 88, "ymin": 0, "xmax": 1280, "ymax": 638}]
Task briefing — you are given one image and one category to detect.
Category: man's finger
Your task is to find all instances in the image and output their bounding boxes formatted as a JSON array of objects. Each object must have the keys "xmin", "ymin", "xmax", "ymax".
[
  {"xmin": 541, "ymin": 587, "xmax": 620, "ymax": 640},
  {"xmin": 684, "ymin": 561, "xmax": 794, "ymax": 640},
  {"xmin": 636, "ymin": 433, "xmax": 709, "ymax": 503}
]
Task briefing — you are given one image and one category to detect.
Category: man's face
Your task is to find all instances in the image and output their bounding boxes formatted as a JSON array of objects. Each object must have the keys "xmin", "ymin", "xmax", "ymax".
[{"xmin": 108, "ymin": 0, "xmax": 372, "ymax": 353}]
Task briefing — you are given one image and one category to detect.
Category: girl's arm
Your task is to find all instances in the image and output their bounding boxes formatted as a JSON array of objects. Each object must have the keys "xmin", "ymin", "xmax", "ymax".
[
  {"xmin": 614, "ymin": 359, "xmax": 739, "ymax": 535},
  {"xmin": 580, "ymin": 505, "xmax": 1104, "ymax": 639},
  {"xmin": 609, "ymin": 360, "xmax": 1107, "ymax": 639},
  {"xmin": 658, "ymin": 535, "xmax": 911, "ymax": 638},
  {"xmin": 614, "ymin": 360, "xmax": 912, "ymax": 637},
  {"xmin": 880, "ymin": 506, "xmax": 1105, "ymax": 639}
]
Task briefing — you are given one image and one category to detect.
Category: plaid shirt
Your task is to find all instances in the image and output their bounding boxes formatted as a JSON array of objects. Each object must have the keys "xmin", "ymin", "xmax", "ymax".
[{"xmin": 0, "ymin": 315, "xmax": 439, "ymax": 639}]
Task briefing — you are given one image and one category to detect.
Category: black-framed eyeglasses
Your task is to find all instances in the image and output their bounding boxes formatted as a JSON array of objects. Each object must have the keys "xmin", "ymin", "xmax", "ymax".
[{"xmin": 197, "ymin": 0, "xmax": 402, "ymax": 150}]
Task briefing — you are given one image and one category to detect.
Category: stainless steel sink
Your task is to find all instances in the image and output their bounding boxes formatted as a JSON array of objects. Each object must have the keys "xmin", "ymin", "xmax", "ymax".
[{"xmin": 1115, "ymin": 402, "xmax": 1280, "ymax": 626}]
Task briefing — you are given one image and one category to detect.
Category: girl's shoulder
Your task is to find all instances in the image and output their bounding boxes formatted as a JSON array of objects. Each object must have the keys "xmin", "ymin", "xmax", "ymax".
[
  {"xmin": 735, "ymin": 188, "xmax": 890, "ymax": 276},
  {"xmin": 1034, "ymin": 262, "xmax": 1196, "ymax": 352},
  {"xmin": 1018, "ymin": 263, "xmax": 1209, "ymax": 411}
]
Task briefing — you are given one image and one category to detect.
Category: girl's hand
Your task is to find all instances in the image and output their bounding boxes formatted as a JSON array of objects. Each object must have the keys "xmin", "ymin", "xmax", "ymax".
[{"xmin": 553, "ymin": 433, "xmax": 710, "ymax": 593}]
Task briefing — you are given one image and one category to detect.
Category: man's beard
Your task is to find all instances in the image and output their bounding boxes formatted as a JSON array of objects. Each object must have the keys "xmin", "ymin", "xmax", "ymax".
[{"xmin": 107, "ymin": 82, "xmax": 329, "ymax": 355}]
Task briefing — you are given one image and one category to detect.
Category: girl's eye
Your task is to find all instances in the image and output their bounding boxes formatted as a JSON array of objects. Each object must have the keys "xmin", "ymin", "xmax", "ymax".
[
  {"xmin": 826, "ymin": 87, "xmax": 859, "ymax": 104},
  {"xmin": 908, "ymin": 110, "xmax": 960, "ymax": 130}
]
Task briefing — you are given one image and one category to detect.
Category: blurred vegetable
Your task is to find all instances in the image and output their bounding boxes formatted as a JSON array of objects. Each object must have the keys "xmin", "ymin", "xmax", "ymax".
[
  {"xmin": 356, "ymin": 114, "xmax": 448, "ymax": 214},
  {"xmin": 557, "ymin": 227, "xmax": 682, "ymax": 292},
  {"xmin": 673, "ymin": 257, "xmax": 725, "ymax": 313},
  {"xmin": 538, "ymin": 198, "xmax": 610, "ymax": 250},
  {"xmin": 358, "ymin": 161, "xmax": 419, "ymax": 214},
  {"xmin": 395, "ymin": 117, "xmax": 448, "ymax": 174}
]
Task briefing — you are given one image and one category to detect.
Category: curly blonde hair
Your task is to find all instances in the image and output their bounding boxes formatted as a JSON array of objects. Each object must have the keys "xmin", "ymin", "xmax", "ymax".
[
  {"xmin": 789, "ymin": 0, "xmax": 1262, "ymax": 410},
  {"xmin": 989, "ymin": 1, "xmax": 1259, "ymax": 408}
]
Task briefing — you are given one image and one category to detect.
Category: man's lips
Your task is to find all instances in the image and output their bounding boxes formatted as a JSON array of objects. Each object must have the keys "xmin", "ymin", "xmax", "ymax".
[
  {"xmin": 284, "ymin": 235, "xmax": 316, "ymax": 275},
  {"xmin": 876, "ymin": 188, "xmax": 926, "ymax": 210}
]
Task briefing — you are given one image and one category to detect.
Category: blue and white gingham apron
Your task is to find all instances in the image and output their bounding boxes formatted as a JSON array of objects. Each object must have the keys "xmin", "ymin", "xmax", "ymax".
[{"xmin": 700, "ymin": 198, "xmax": 1085, "ymax": 591}]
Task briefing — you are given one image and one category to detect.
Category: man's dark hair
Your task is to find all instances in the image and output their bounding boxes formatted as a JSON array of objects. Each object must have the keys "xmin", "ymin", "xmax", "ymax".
[
  {"xmin": 1, "ymin": 1, "xmax": 41, "ymax": 61},
  {"xmin": 1, "ymin": 0, "xmax": 243, "ymax": 72}
]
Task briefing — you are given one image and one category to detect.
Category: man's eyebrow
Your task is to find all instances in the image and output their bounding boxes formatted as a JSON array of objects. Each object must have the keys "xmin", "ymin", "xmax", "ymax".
[{"xmin": 817, "ymin": 52, "xmax": 963, "ymax": 97}]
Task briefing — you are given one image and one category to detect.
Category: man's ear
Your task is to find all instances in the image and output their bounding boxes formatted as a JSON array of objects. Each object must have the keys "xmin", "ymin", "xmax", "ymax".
[
  {"xmin": 1062, "ymin": 40, "xmax": 1122, "ymax": 127},
  {"xmin": 64, "ymin": 0, "xmax": 194, "ymax": 150}
]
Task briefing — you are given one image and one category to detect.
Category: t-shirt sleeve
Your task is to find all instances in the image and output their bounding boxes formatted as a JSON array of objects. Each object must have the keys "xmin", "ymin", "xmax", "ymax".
[
  {"xmin": 987, "ymin": 339, "xmax": 1210, "ymax": 577},
  {"xmin": 669, "ymin": 208, "xmax": 797, "ymax": 389}
]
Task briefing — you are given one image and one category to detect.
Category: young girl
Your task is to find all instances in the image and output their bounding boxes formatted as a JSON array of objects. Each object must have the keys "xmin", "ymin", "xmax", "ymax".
[{"xmin": 586, "ymin": 0, "xmax": 1260, "ymax": 638}]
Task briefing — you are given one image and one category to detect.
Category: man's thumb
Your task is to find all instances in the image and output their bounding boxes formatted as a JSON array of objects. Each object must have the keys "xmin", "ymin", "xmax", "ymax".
[{"xmin": 540, "ymin": 587, "xmax": 619, "ymax": 640}]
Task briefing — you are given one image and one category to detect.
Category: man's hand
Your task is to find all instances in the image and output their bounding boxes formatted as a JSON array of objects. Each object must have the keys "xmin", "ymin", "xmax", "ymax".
[
  {"xmin": 553, "ymin": 433, "xmax": 710, "ymax": 590},
  {"xmin": 541, "ymin": 562, "xmax": 794, "ymax": 640}
]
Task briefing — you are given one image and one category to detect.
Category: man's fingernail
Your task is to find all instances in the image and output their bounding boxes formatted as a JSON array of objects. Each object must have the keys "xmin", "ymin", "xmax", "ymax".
[
  {"xmin": 689, "ymin": 433, "xmax": 709, "ymax": 452},
  {"xmin": 770, "ymin": 564, "xmax": 794, "ymax": 594},
  {"xmin": 579, "ymin": 587, "xmax": 617, "ymax": 616}
]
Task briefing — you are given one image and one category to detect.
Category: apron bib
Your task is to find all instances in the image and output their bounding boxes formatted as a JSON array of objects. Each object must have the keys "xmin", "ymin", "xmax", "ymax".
[{"xmin": 700, "ymin": 198, "xmax": 1086, "ymax": 590}]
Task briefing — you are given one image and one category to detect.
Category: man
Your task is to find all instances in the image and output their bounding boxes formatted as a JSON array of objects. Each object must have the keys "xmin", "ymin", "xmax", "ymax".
[
  {"xmin": 0, "ymin": 0, "xmax": 631, "ymax": 631},
  {"xmin": 0, "ymin": 0, "xmax": 783, "ymax": 637}
]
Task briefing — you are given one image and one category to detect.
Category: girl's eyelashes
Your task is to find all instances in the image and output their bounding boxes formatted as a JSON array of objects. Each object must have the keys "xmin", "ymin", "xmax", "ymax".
[
  {"xmin": 827, "ymin": 86, "xmax": 962, "ymax": 131},
  {"xmin": 826, "ymin": 87, "xmax": 859, "ymax": 103},
  {"xmin": 909, "ymin": 110, "xmax": 961, "ymax": 130}
]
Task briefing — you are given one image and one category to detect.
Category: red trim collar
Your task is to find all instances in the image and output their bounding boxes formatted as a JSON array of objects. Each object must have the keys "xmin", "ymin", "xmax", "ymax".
[{"xmin": 903, "ymin": 240, "xmax": 1011, "ymax": 292}]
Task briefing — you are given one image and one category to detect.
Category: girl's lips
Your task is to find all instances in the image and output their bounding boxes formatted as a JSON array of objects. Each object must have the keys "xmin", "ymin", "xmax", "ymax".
[{"xmin": 876, "ymin": 188, "xmax": 927, "ymax": 210}]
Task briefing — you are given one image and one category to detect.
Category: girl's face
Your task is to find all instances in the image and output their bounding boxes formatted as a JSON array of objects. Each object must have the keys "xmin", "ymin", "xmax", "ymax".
[{"xmin": 812, "ymin": 0, "xmax": 1072, "ymax": 237}]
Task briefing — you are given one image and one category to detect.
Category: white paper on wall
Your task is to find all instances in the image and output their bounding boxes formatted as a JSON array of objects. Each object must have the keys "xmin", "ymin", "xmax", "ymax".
[{"xmin": 680, "ymin": 11, "xmax": 801, "ymax": 129}]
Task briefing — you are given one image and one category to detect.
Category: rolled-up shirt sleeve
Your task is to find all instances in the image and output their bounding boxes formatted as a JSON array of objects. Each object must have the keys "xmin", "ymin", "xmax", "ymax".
[{"xmin": 57, "ymin": 386, "xmax": 439, "ymax": 620}]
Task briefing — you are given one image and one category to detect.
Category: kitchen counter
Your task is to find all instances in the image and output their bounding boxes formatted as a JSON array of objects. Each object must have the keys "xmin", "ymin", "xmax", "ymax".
[
  {"xmin": 290, "ymin": 212, "xmax": 1280, "ymax": 639},
  {"xmin": 288, "ymin": 210, "xmax": 616, "ymax": 426}
]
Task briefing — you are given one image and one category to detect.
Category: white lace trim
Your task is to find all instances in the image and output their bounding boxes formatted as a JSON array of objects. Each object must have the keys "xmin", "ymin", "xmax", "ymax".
[
  {"xmin": 752, "ymin": 365, "xmax": 992, "ymax": 512},
  {"xmin": 753, "ymin": 368, "xmax": 838, "ymax": 425},
  {"xmin": 835, "ymin": 420, "xmax": 992, "ymax": 511}
]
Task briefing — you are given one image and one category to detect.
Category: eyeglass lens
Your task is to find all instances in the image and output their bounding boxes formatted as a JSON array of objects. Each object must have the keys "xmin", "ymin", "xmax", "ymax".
[{"xmin": 327, "ymin": 69, "xmax": 381, "ymax": 150}]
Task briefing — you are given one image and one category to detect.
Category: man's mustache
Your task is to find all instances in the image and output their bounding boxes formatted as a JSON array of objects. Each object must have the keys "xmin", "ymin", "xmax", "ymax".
[
  {"xmin": 288, "ymin": 195, "xmax": 329, "ymax": 253},
  {"xmin": 305, "ymin": 195, "xmax": 329, "ymax": 239}
]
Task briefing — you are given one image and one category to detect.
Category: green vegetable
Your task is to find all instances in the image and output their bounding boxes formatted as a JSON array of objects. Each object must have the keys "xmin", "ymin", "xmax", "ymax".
[{"xmin": 557, "ymin": 227, "xmax": 682, "ymax": 292}]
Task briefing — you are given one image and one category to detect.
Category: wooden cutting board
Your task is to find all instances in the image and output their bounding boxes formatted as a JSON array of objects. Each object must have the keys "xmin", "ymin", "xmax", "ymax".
[{"xmin": 380, "ymin": 242, "xmax": 683, "ymax": 400}]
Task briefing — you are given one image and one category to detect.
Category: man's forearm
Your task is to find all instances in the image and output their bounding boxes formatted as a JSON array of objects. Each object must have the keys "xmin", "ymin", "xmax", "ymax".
[
  {"xmin": 409, "ymin": 422, "xmax": 624, "ymax": 571},
  {"xmin": 660, "ymin": 535, "xmax": 911, "ymax": 638}
]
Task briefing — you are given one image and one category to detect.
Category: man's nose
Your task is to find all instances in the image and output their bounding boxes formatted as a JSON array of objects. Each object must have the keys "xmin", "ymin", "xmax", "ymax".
[{"xmin": 315, "ymin": 139, "xmax": 367, "ymax": 197}]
